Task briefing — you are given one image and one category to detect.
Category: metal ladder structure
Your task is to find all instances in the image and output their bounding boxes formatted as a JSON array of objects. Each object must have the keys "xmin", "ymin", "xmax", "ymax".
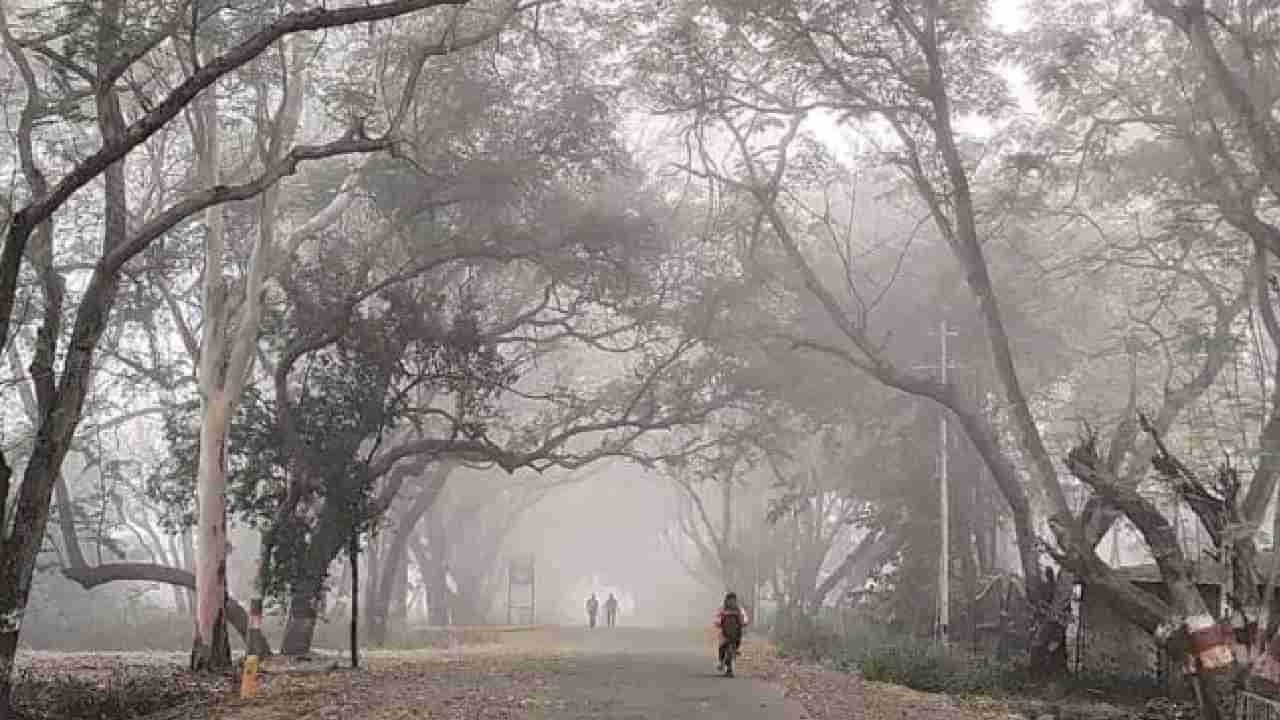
[
  {"xmin": 506, "ymin": 554, "xmax": 536, "ymax": 626},
  {"xmin": 1239, "ymin": 691, "xmax": 1280, "ymax": 720}
]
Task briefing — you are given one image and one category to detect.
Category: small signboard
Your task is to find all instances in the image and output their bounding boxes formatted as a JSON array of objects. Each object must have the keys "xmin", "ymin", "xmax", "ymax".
[{"xmin": 510, "ymin": 556, "xmax": 535, "ymax": 585}]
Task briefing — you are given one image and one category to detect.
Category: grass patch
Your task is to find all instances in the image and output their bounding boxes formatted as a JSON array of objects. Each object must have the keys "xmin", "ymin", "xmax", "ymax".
[{"xmin": 22, "ymin": 609, "xmax": 197, "ymax": 652}]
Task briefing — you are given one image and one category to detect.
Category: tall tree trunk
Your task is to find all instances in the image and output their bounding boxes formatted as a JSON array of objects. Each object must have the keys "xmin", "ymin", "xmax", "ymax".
[
  {"xmin": 168, "ymin": 534, "xmax": 190, "ymax": 614},
  {"xmin": 391, "ymin": 560, "xmax": 410, "ymax": 620},
  {"xmin": 925, "ymin": 43, "xmax": 1073, "ymax": 669},
  {"xmin": 418, "ymin": 582, "xmax": 430, "ymax": 622},
  {"xmin": 368, "ymin": 539, "xmax": 396, "ymax": 645},
  {"xmin": 428, "ymin": 570, "xmax": 451, "ymax": 626},
  {"xmin": 278, "ymin": 501, "xmax": 352, "ymax": 655},
  {"xmin": 406, "ymin": 583, "xmax": 425, "ymax": 623},
  {"xmin": 54, "ymin": 475, "xmax": 87, "ymax": 570},
  {"xmin": 180, "ymin": 528, "xmax": 196, "ymax": 616},
  {"xmin": 187, "ymin": 32, "xmax": 299, "ymax": 671},
  {"xmin": 189, "ymin": 73, "xmax": 233, "ymax": 672},
  {"xmin": 363, "ymin": 534, "xmax": 381, "ymax": 636},
  {"xmin": 191, "ymin": 404, "xmax": 232, "ymax": 671},
  {"xmin": 368, "ymin": 471, "xmax": 448, "ymax": 645},
  {"xmin": 450, "ymin": 576, "xmax": 489, "ymax": 626},
  {"xmin": 335, "ymin": 555, "xmax": 351, "ymax": 600},
  {"xmin": 0, "ymin": 3, "xmax": 120, "ymax": 701},
  {"xmin": 281, "ymin": 573, "xmax": 325, "ymax": 656},
  {"xmin": 419, "ymin": 516, "xmax": 452, "ymax": 626}
]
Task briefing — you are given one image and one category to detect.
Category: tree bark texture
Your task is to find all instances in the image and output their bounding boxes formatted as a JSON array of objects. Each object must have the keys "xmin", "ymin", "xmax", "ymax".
[{"xmin": 191, "ymin": 404, "xmax": 232, "ymax": 671}]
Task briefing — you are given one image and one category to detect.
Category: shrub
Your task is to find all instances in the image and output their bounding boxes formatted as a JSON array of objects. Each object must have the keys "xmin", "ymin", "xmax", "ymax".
[
  {"xmin": 1055, "ymin": 668, "xmax": 1164, "ymax": 701},
  {"xmin": 770, "ymin": 613, "xmax": 843, "ymax": 663},
  {"xmin": 776, "ymin": 619, "xmax": 1032, "ymax": 696},
  {"xmin": 775, "ymin": 618, "xmax": 1170, "ymax": 701}
]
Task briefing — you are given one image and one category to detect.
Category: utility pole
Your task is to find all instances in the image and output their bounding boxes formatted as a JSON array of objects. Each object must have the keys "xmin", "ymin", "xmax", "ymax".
[{"xmin": 916, "ymin": 319, "xmax": 958, "ymax": 645}]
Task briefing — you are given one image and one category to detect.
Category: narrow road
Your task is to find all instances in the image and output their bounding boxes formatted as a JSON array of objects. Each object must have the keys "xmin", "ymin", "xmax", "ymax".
[
  {"xmin": 513, "ymin": 627, "xmax": 808, "ymax": 720},
  {"xmin": 213, "ymin": 626, "xmax": 812, "ymax": 720}
]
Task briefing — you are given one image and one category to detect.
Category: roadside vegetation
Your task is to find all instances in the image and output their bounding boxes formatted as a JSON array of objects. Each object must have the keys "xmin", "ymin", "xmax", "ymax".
[{"xmin": 772, "ymin": 616, "xmax": 1167, "ymax": 708}]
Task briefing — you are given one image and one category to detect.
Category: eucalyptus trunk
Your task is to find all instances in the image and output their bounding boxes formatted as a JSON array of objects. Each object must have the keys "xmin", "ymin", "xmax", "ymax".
[{"xmin": 191, "ymin": 405, "xmax": 232, "ymax": 671}]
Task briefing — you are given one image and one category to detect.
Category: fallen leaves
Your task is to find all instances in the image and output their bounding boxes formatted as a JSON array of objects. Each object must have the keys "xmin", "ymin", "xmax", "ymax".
[
  {"xmin": 208, "ymin": 650, "xmax": 564, "ymax": 720},
  {"xmin": 11, "ymin": 653, "xmax": 230, "ymax": 720}
]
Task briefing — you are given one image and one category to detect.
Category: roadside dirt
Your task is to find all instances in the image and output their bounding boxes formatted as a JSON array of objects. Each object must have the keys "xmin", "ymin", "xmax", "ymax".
[{"xmin": 16, "ymin": 627, "xmax": 1092, "ymax": 719}]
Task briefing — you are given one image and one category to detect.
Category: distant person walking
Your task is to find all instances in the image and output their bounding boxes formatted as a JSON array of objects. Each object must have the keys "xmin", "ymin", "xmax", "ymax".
[
  {"xmin": 586, "ymin": 593, "xmax": 599, "ymax": 629},
  {"xmin": 605, "ymin": 593, "xmax": 619, "ymax": 627}
]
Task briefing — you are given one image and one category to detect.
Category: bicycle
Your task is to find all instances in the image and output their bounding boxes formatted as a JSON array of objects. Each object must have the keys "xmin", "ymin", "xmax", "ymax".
[{"xmin": 722, "ymin": 639, "xmax": 739, "ymax": 677}]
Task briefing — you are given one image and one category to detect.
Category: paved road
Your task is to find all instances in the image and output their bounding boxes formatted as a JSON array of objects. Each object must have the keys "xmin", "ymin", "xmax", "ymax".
[
  {"xmin": 215, "ymin": 626, "xmax": 811, "ymax": 720},
  {"xmin": 510, "ymin": 627, "xmax": 809, "ymax": 720}
]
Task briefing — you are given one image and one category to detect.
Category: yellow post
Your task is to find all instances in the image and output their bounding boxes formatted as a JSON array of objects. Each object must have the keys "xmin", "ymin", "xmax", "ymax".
[
  {"xmin": 239, "ymin": 654, "xmax": 259, "ymax": 699},
  {"xmin": 240, "ymin": 597, "xmax": 264, "ymax": 699}
]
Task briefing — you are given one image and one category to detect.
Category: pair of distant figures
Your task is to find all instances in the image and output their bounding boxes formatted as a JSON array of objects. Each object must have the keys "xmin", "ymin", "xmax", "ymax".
[{"xmin": 585, "ymin": 592, "xmax": 619, "ymax": 628}]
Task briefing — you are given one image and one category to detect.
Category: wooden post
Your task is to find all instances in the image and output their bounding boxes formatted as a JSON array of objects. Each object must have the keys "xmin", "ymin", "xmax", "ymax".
[
  {"xmin": 939, "ymin": 319, "xmax": 952, "ymax": 646},
  {"xmin": 349, "ymin": 530, "xmax": 359, "ymax": 669}
]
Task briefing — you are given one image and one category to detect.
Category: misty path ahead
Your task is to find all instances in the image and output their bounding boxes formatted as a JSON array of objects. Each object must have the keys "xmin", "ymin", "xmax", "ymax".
[{"xmin": 209, "ymin": 627, "xmax": 811, "ymax": 720}]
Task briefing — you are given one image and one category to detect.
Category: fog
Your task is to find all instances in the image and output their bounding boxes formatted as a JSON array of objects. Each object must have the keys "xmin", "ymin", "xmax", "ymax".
[
  {"xmin": 4, "ymin": 3, "xmax": 1280, "ymax": 718},
  {"xmin": 505, "ymin": 462, "xmax": 715, "ymax": 628}
]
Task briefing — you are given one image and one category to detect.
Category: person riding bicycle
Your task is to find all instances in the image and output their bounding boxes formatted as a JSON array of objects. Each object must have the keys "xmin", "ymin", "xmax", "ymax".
[{"xmin": 714, "ymin": 592, "xmax": 749, "ymax": 677}]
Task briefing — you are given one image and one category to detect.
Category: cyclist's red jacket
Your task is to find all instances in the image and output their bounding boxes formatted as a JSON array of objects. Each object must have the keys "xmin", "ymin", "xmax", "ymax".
[{"xmin": 714, "ymin": 607, "xmax": 749, "ymax": 629}]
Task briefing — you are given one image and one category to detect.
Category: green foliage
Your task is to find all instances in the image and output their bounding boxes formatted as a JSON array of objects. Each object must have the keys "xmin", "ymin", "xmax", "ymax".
[
  {"xmin": 775, "ymin": 617, "xmax": 1166, "ymax": 701},
  {"xmin": 775, "ymin": 618, "xmax": 1034, "ymax": 696},
  {"xmin": 147, "ymin": 284, "xmax": 517, "ymax": 603},
  {"xmin": 1057, "ymin": 668, "xmax": 1163, "ymax": 700}
]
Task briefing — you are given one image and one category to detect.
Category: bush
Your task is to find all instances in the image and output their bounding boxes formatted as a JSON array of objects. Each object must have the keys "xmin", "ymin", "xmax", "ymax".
[
  {"xmin": 775, "ymin": 619, "xmax": 1032, "ymax": 695},
  {"xmin": 1055, "ymin": 668, "xmax": 1164, "ymax": 701},
  {"xmin": 837, "ymin": 624, "xmax": 1031, "ymax": 695},
  {"xmin": 775, "ymin": 618, "xmax": 1170, "ymax": 702},
  {"xmin": 770, "ymin": 613, "xmax": 843, "ymax": 663}
]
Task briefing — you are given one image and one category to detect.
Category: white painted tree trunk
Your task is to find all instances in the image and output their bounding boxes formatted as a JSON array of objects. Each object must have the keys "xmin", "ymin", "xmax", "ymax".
[
  {"xmin": 189, "ymin": 65, "xmax": 234, "ymax": 665},
  {"xmin": 192, "ymin": 397, "xmax": 231, "ymax": 668},
  {"xmin": 186, "ymin": 37, "xmax": 304, "ymax": 668}
]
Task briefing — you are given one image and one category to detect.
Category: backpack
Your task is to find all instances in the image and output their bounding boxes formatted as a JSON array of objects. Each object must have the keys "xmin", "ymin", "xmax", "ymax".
[{"xmin": 721, "ymin": 609, "xmax": 743, "ymax": 640}]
